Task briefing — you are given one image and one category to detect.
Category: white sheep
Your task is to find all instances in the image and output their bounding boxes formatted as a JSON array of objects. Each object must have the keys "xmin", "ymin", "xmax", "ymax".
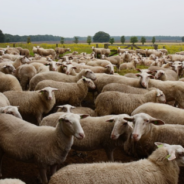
[
  {"xmin": 95, "ymin": 89, "xmax": 166, "ymax": 116},
  {"xmin": 0, "ymin": 113, "xmax": 86, "ymax": 184},
  {"xmin": 49, "ymin": 143, "xmax": 184, "ymax": 184},
  {"xmin": 4, "ymin": 87, "xmax": 58, "ymax": 124},
  {"xmin": 0, "ymin": 179, "xmax": 26, "ymax": 184},
  {"xmin": 119, "ymin": 57, "xmax": 139, "ymax": 70},
  {"xmin": 0, "ymin": 106, "xmax": 22, "ymax": 119}
]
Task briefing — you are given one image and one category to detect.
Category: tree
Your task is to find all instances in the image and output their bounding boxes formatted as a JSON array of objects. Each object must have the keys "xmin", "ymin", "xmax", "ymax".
[
  {"xmin": 0, "ymin": 30, "xmax": 5, "ymax": 43},
  {"xmin": 109, "ymin": 37, "xmax": 114, "ymax": 45},
  {"xmin": 182, "ymin": 37, "xmax": 184, "ymax": 42},
  {"xmin": 93, "ymin": 31, "xmax": 110, "ymax": 42},
  {"xmin": 130, "ymin": 36, "xmax": 138, "ymax": 45},
  {"xmin": 74, "ymin": 36, "xmax": 78, "ymax": 44},
  {"xmin": 152, "ymin": 37, "xmax": 156, "ymax": 44},
  {"xmin": 121, "ymin": 36, "xmax": 125, "ymax": 44},
  {"xmin": 60, "ymin": 37, "xmax": 64, "ymax": 44},
  {"xmin": 27, "ymin": 36, "xmax": 31, "ymax": 44},
  {"xmin": 140, "ymin": 37, "xmax": 146, "ymax": 45},
  {"xmin": 87, "ymin": 36, "xmax": 92, "ymax": 45}
]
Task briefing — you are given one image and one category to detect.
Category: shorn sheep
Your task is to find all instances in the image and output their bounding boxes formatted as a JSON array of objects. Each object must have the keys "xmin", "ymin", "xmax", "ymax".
[
  {"xmin": 35, "ymin": 77, "xmax": 96, "ymax": 106},
  {"xmin": 0, "ymin": 113, "xmax": 86, "ymax": 184},
  {"xmin": 95, "ymin": 89, "xmax": 166, "ymax": 116},
  {"xmin": 29, "ymin": 69, "xmax": 96, "ymax": 90},
  {"xmin": 4, "ymin": 87, "xmax": 58, "ymax": 124},
  {"xmin": 41, "ymin": 114, "xmax": 133, "ymax": 161},
  {"xmin": 49, "ymin": 143, "xmax": 184, "ymax": 184}
]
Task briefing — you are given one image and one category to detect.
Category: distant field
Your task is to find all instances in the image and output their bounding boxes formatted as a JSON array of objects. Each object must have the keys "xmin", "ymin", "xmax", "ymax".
[{"xmin": 0, "ymin": 42, "xmax": 184, "ymax": 56}]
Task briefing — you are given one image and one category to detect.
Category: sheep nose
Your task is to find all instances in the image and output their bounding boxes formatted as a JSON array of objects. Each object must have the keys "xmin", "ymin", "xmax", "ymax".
[
  {"xmin": 48, "ymin": 97, "xmax": 52, "ymax": 100},
  {"xmin": 132, "ymin": 134, "xmax": 139, "ymax": 141},
  {"xmin": 111, "ymin": 134, "xmax": 116, "ymax": 140},
  {"xmin": 78, "ymin": 133, "xmax": 85, "ymax": 139}
]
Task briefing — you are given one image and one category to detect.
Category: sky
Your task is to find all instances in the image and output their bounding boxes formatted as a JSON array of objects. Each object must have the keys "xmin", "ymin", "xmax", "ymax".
[{"xmin": 1, "ymin": 0, "xmax": 184, "ymax": 37}]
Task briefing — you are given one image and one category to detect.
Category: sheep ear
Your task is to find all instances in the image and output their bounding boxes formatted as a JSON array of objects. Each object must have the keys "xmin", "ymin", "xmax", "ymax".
[
  {"xmin": 150, "ymin": 118, "xmax": 165, "ymax": 125},
  {"xmin": 51, "ymin": 88, "xmax": 58, "ymax": 91},
  {"xmin": 124, "ymin": 117, "xmax": 134, "ymax": 122},
  {"xmin": 136, "ymin": 74, "xmax": 141, "ymax": 77},
  {"xmin": 148, "ymin": 75, "xmax": 154, "ymax": 79},
  {"xmin": 106, "ymin": 118, "xmax": 114, "ymax": 123},
  {"xmin": 80, "ymin": 114, "xmax": 89, "ymax": 119},
  {"xmin": 136, "ymin": 69, "xmax": 141, "ymax": 72},
  {"xmin": 72, "ymin": 67, "xmax": 77, "ymax": 69},
  {"xmin": 39, "ymin": 90, "xmax": 45, "ymax": 93},
  {"xmin": 82, "ymin": 76, "xmax": 87, "ymax": 81},
  {"xmin": 45, "ymin": 63, "xmax": 50, "ymax": 66},
  {"xmin": 155, "ymin": 142, "xmax": 164, "ymax": 148},
  {"xmin": 167, "ymin": 150, "xmax": 176, "ymax": 161},
  {"xmin": 58, "ymin": 118, "xmax": 64, "ymax": 123}
]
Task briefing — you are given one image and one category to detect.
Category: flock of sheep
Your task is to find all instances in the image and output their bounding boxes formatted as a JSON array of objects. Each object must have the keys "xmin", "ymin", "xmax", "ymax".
[{"xmin": 0, "ymin": 45, "xmax": 184, "ymax": 184}]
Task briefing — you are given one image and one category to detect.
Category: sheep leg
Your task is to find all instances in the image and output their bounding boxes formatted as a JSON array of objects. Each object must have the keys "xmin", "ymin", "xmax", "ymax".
[
  {"xmin": 39, "ymin": 167, "xmax": 48, "ymax": 184},
  {"xmin": 105, "ymin": 148, "xmax": 114, "ymax": 161}
]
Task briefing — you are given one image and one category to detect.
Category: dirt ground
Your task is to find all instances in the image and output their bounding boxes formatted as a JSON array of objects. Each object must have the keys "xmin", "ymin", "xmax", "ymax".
[{"xmin": 1, "ymin": 148, "xmax": 184, "ymax": 184}]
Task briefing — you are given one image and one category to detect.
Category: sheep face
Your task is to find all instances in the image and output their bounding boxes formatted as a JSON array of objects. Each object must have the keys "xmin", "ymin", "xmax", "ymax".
[
  {"xmin": 2, "ymin": 64, "xmax": 16, "ymax": 74},
  {"xmin": 109, "ymin": 114, "xmax": 133, "ymax": 140},
  {"xmin": 63, "ymin": 64, "xmax": 76, "ymax": 75},
  {"xmin": 129, "ymin": 113, "xmax": 164, "ymax": 141},
  {"xmin": 39, "ymin": 87, "xmax": 58, "ymax": 101},
  {"xmin": 136, "ymin": 72, "xmax": 154, "ymax": 88},
  {"xmin": 58, "ymin": 113, "xmax": 87, "ymax": 139},
  {"xmin": 57, "ymin": 104, "xmax": 75, "ymax": 113},
  {"xmin": 82, "ymin": 77, "xmax": 96, "ymax": 89},
  {"xmin": 156, "ymin": 89, "xmax": 166, "ymax": 103},
  {"xmin": 172, "ymin": 62, "xmax": 182, "ymax": 74},
  {"xmin": 155, "ymin": 142, "xmax": 184, "ymax": 164},
  {"xmin": 45, "ymin": 61, "xmax": 58, "ymax": 71},
  {"xmin": 85, "ymin": 69, "xmax": 96, "ymax": 81},
  {"xmin": 20, "ymin": 56, "xmax": 30, "ymax": 64},
  {"xmin": 0, "ymin": 106, "xmax": 22, "ymax": 119}
]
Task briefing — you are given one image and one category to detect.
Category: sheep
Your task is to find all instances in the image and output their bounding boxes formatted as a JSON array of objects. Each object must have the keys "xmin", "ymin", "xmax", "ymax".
[
  {"xmin": 146, "ymin": 49, "xmax": 163, "ymax": 57},
  {"xmin": 154, "ymin": 69, "xmax": 177, "ymax": 81},
  {"xmin": 57, "ymin": 104, "xmax": 96, "ymax": 116},
  {"xmin": 92, "ymin": 47, "xmax": 103, "ymax": 58},
  {"xmin": 0, "ymin": 113, "xmax": 86, "ymax": 184},
  {"xmin": 132, "ymin": 102, "xmax": 184, "ymax": 125},
  {"xmin": 41, "ymin": 114, "xmax": 133, "ymax": 161},
  {"xmin": 72, "ymin": 62, "xmax": 114, "ymax": 74},
  {"xmin": 0, "ymin": 106, "xmax": 22, "ymax": 119},
  {"xmin": 101, "ymin": 48, "xmax": 111, "ymax": 57},
  {"xmin": 95, "ymin": 89, "xmax": 166, "ymax": 116},
  {"xmin": 148, "ymin": 66, "xmax": 178, "ymax": 80},
  {"xmin": 86, "ymin": 59, "xmax": 112, "ymax": 68},
  {"xmin": 126, "ymin": 113, "xmax": 184, "ymax": 158},
  {"xmin": 124, "ymin": 73, "xmax": 138, "ymax": 78},
  {"xmin": 176, "ymin": 51, "xmax": 184, "ymax": 55},
  {"xmin": 4, "ymin": 87, "xmax": 58, "ymax": 125},
  {"xmin": 0, "ymin": 63, "xmax": 15, "ymax": 74},
  {"xmin": 119, "ymin": 57, "xmax": 139, "ymax": 70},
  {"xmin": 15, "ymin": 64, "xmax": 37, "ymax": 90},
  {"xmin": 16, "ymin": 47, "xmax": 30, "ymax": 57},
  {"xmin": 0, "ymin": 72, "xmax": 22, "ymax": 92},
  {"xmin": 120, "ymin": 51, "xmax": 132, "ymax": 63},
  {"xmin": 0, "ymin": 179, "xmax": 26, "ymax": 184},
  {"xmin": 29, "ymin": 69, "xmax": 96, "ymax": 91},
  {"xmin": 136, "ymin": 49, "xmax": 147, "ymax": 56},
  {"xmin": 57, "ymin": 63, "xmax": 77, "ymax": 75},
  {"xmin": 49, "ymin": 143, "xmax": 184, "ymax": 184},
  {"xmin": 2, "ymin": 54, "xmax": 23, "ymax": 61},
  {"xmin": 0, "ymin": 93, "xmax": 10, "ymax": 107},
  {"xmin": 35, "ymin": 77, "xmax": 95, "ymax": 106},
  {"xmin": 65, "ymin": 51, "xmax": 78, "ymax": 57},
  {"xmin": 45, "ymin": 60, "xmax": 58, "ymax": 71},
  {"xmin": 171, "ymin": 61, "xmax": 183, "ymax": 76},
  {"xmin": 141, "ymin": 58, "xmax": 155, "ymax": 66},
  {"xmin": 55, "ymin": 48, "xmax": 71, "ymax": 59},
  {"xmin": 37, "ymin": 48, "xmax": 56, "ymax": 60},
  {"xmin": 12, "ymin": 57, "xmax": 30, "ymax": 69},
  {"xmin": 158, "ymin": 48, "xmax": 168, "ymax": 55},
  {"xmin": 166, "ymin": 54, "xmax": 184, "ymax": 61},
  {"xmin": 5, "ymin": 47, "xmax": 20, "ymax": 55},
  {"xmin": 102, "ymin": 83, "xmax": 155, "ymax": 94},
  {"xmin": 30, "ymin": 62, "xmax": 49, "ymax": 73},
  {"xmin": 162, "ymin": 62, "xmax": 172, "ymax": 69}
]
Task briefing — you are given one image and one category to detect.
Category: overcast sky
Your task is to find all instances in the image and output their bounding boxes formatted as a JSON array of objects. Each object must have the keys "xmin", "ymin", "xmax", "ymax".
[{"xmin": 1, "ymin": 0, "xmax": 184, "ymax": 37}]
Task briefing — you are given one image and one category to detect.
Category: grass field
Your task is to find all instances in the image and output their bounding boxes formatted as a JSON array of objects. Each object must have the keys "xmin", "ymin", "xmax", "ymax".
[{"xmin": 0, "ymin": 42, "xmax": 184, "ymax": 56}]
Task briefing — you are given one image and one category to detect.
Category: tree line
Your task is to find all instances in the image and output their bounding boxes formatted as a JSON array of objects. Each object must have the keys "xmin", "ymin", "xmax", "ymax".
[{"xmin": 0, "ymin": 29, "xmax": 184, "ymax": 43}]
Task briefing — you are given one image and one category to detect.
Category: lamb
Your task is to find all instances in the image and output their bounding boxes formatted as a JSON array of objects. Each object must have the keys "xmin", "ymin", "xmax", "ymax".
[
  {"xmin": 0, "ymin": 179, "xmax": 26, "ymax": 184},
  {"xmin": 37, "ymin": 48, "xmax": 56, "ymax": 60},
  {"xmin": 15, "ymin": 64, "xmax": 37, "ymax": 90},
  {"xmin": 126, "ymin": 113, "xmax": 184, "ymax": 158},
  {"xmin": 132, "ymin": 102, "xmax": 184, "ymax": 125},
  {"xmin": 119, "ymin": 57, "xmax": 139, "ymax": 70},
  {"xmin": 29, "ymin": 69, "xmax": 96, "ymax": 90},
  {"xmin": 41, "ymin": 114, "xmax": 133, "ymax": 161},
  {"xmin": 57, "ymin": 104, "xmax": 96, "ymax": 116},
  {"xmin": 4, "ymin": 87, "xmax": 58, "ymax": 125},
  {"xmin": 0, "ymin": 72, "xmax": 22, "ymax": 92},
  {"xmin": 49, "ymin": 143, "xmax": 184, "ymax": 184},
  {"xmin": 0, "ymin": 113, "xmax": 86, "ymax": 184},
  {"xmin": 16, "ymin": 47, "xmax": 30, "ymax": 57},
  {"xmin": 95, "ymin": 89, "xmax": 166, "ymax": 116},
  {"xmin": 154, "ymin": 69, "xmax": 177, "ymax": 81},
  {"xmin": 35, "ymin": 77, "xmax": 95, "ymax": 106},
  {"xmin": 102, "ymin": 83, "xmax": 155, "ymax": 94},
  {"xmin": 55, "ymin": 48, "xmax": 71, "ymax": 59}
]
